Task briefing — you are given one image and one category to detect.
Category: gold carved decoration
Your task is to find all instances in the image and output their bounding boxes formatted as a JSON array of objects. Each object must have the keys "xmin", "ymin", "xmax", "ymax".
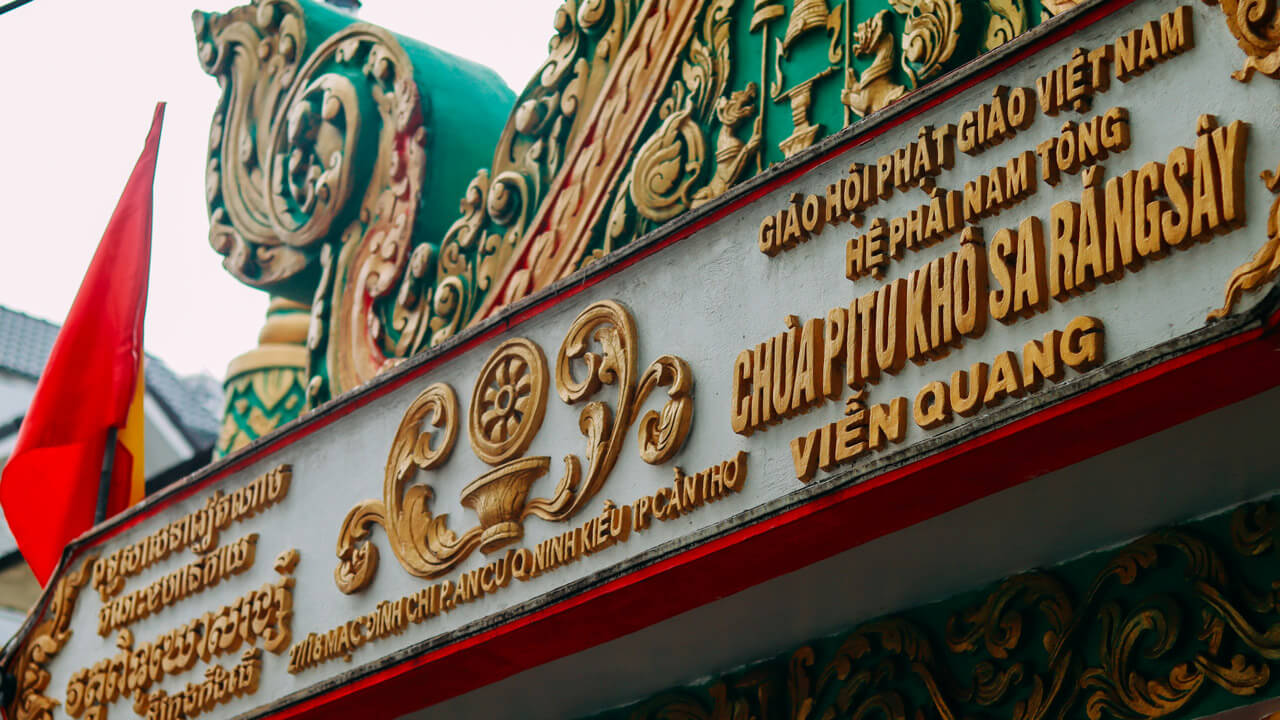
[
  {"xmin": 610, "ymin": 501, "xmax": 1280, "ymax": 720},
  {"xmin": 780, "ymin": 0, "xmax": 842, "ymax": 58},
  {"xmin": 465, "ymin": 338, "xmax": 552, "ymax": 554},
  {"xmin": 335, "ymin": 383, "xmax": 463, "ymax": 592},
  {"xmin": 196, "ymin": 1, "xmax": 432, "ymax": 398},
  {"xmin": 195, "ymin": 3, "xmax": 424, "ymax": 295},
  {"xmin": 469, "ymin": 339, "xmax": 549, "ymax": 466},
  {"xmin": 610, "ymin": 0, "xmax": 760, "ymax": 236},
  {"xmin": 1209, "ymin": 162, "xmax": 1280, "ymax": 319},
  {"xmin": 1042, "ymin": 0, "xmax": 1082, "ymax": 16},
  {"xmin": 334, "ymin": 299, "xmax": 694, "ymax": 593},
  {"xmin": 630, "ymin": 108, "xmax": 709, "ymax": 223},
  {"xmin": 330, "ymin": 297, "xmax": 691, "ymax": 589},
  {"xmin": 984, "ymin": 0, "xmax": 1028, "ymax": 51},
  {"xmin": 469, "ymin": 0, "xmax": 705, "ymax": 321},
  {"xmin": 8, "ymin": 555, "xmax": 97, "ymax": 720},
  {"xmin": 1203, "ymin": 0, "xmax": 1280, "ymax": 81},
  {"xmin": 890, "ymin": 0, "xmax": 963, "ymax": 87},
  {"xmin": 529, "ymin": 300, "xmax": 694, "ymax": 518},
  {"xmin": 692, "ymin": 83, "xmax": 763, "ymax": 209},
  {"xmin": 413, "ymin": 0, "xmax": 643, "ymax": 348},
  {"xmin": 1204, "ymin": 1, "xmax": 1280, "ymax": 319},
  {"xmin": 774, "ymin": 65, "xmax": 839, "ymax": 158},
  {"xmin": 843, "ymin": 10, "xmax": 908, "ymax": 119},
  {"xmin": 770, "ymin": 0, "xmax": 842, "ymax": 157}
]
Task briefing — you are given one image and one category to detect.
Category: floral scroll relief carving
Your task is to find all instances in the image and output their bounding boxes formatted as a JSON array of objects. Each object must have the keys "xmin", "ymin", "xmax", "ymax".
[
  {"xmin": 9, "ymin": 555, "xmax": 97, "ymax": 720},
  {"xmin": 196, "ymin": 1, "xmax": 429, "ymax": 402},
  {"xmin": 1203, "ymin": 0, "xmax": 1280, "ymax": 319},
  {"xmin": 614, "ymin": 501, "xmax": 1280, "ymax": 720},
  {"xmin": 1203, "ymin": 0, "xmax": 1280, "ymax": 81},
  {"xmin": 889, "ymin": 0, "xmax": 963, "ymax": 88},
  {"xmin": 334, "ymin": 299, "xmax": 693, "ymax": 593}
]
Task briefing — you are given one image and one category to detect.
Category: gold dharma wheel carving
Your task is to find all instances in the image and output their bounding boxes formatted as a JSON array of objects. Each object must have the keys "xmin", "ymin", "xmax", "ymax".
[{"xmin": 469, "ymin": 338, "xmax": 549, "ymax": 466}]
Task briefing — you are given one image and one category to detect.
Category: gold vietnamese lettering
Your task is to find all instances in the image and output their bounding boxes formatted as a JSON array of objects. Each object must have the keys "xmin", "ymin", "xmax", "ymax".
[
  {"xmin": 1038, "ymin": 6, "xmax": 1193, "ymax": 116},
  {"xmin": 912, "ymin": 316, "xmax": 1105, "ymax": 430},
  {"xmin": 760, "ymin": 125, "xmax": 959, "ymax": 257},
  {"xmin": 733, "ymin": 111, "xmax": 1251, "ymax": 440},
  {"xmin": 789, "ymin": 394, "xmax": 908, "ymax": 483}
]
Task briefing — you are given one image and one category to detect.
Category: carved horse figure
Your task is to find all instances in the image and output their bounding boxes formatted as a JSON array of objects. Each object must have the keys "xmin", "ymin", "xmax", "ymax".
[{"xmin": 842, "ymin": 10, "xmax": 908, "ymax": 118}]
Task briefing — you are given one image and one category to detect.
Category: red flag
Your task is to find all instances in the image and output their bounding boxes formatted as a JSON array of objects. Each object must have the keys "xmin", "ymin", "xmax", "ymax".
[{"xmin": 1, "ymin": 103, "xmax": 164, "ymax": 585}]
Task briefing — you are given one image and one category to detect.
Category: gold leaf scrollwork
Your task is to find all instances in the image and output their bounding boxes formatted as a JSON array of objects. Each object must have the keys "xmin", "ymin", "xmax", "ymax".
[
  {"xmin": 888, "ymin": 0, "xmax": 963, "ymax": 88},
  {"xmin": 334, "ymin": 299, "xmax": 693, "ymax": 591},
  {"xmin": 9, "ymin": 554, "xmax": 97, "ymax": 720},
  {"xmin": 1208, "ymin": 163, "xmax": 1280, "ymax": 320},
  {"xmin": 197, "ymin": 1, "xmax": 431, "ymax": 400},
  {"xmin": 634, "ymin": 355, "xmax": 693, "ymax": 465},
  {"xmin": 984, "ymin": 0, "xmax": 1028, "ymax": 51},
  {"xmin": 630, "ymin": 108, "xmax": 708, "ymax": 223},
  {"xmin": 524, "ymin": 300, "xmax": 694, "ymax": 523},
  {"xmin": 1231, "ymin": 501, "xmax": 1279, "ymax": 557},
  {"xmin": 1203, "ymin": 0, "xmax": 1280, "ymax": 82},
  {"xmin": 334, "ymin": 383, "xmax": 470, "ymax": 593},
  {"xmin": 614, "ymin": 500, "xmax": 1280, "ymax": 720}
]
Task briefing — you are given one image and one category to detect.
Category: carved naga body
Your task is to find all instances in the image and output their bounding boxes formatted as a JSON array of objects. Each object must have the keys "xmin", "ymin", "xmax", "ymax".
[{"xmin": 842, "ymin": 10, "xmax": 907, "ymax": 118}]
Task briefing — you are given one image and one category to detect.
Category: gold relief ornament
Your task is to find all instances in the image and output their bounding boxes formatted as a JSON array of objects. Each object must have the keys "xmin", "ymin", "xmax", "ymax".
[
  {"xmin": 629, "ymin": 107, "xmax": 708, "ymax": 223},
  {"xmin": 195, "ymin": 3, "xmax": 424, "ymax": 295},
  {"xmin": 524, "ymin": 300, "xmax": 694, "ymax": 522},
  {"xmin": 1201, "ymin": 4, "xmax": 1280, "ymax": 320},
  {"xmin": 334, "ymin": 299, "xmax": 694, "ymax": 593},
  {"xmin": 335, "ymin": 382, "xmax": 465, "ymax": 592},
  {"xmin": 770, "ymin": 0, "xmax": 843, "ymax": 158},
  {"xmin": 463, "ymin": 339, "xmax": 551, "ymax": 553},
  {"xmin": 1208, "ymin": 161, "xmax": 1280, "ymax": 320},
  {"xmin": 842, "ymin": 10, "xmax": 908, "ymax": 119},
  {"xmin": 411, "ymin": 0, "xmax": 642, "ymax": 348},
  {"xmin": 468, "ymin": 0, "xmax": 704, "ymax": 321},
  {"xmin": 196, "ymin": 1, "xmax": 433, "ymax": 399},
  {"xmin": 1042, "ymin": 0, "xmax": 1082, "ymax": 15},
  {"xmin": 889, "ymin": 0, "xmax": 963, "ymax": 87},
  {"xmin": 621, "ymin": 501, "xmax": 1280, "ymax": 720},
  {"xmin": 614, "ymin": 0, "xmax": 757, "ymax": 233},
  {"xmin": 983, "ymin": 0, "xmax": 1028, "ymax": 51},
  {"xmin": 691, "ymin": 83, "xmax": 763, "ymax": 209},
  {"xmin": 7, "ymin": 555, "xmax": 97, "ymax": 720},
  {"xmin": 1203, "ymin": 0, "xmax": 1280, "ymax": 81}
]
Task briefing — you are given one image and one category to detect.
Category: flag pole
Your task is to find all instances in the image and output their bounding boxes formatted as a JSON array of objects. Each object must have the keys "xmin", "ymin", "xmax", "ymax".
[{"xmin": 94, "ymin": 427, "xmax": 118, "ymax": 525}]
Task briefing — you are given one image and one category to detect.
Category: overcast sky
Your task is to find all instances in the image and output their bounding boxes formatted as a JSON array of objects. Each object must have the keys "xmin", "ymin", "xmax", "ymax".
[{"xmin": 0, "ymin": 0, "xmax": 559, "ymax": 379}]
